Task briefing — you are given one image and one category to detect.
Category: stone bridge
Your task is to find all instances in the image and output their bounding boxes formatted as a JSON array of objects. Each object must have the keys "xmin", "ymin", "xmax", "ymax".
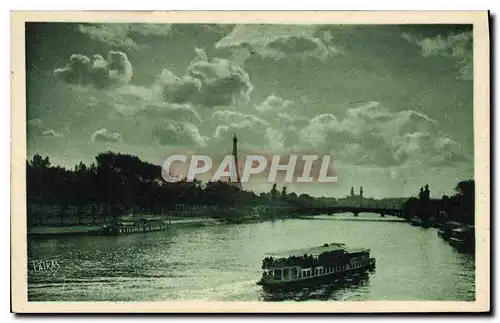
[{"xmin": 294, "ymin": 206, "xmax": 406, "ymax": 217}]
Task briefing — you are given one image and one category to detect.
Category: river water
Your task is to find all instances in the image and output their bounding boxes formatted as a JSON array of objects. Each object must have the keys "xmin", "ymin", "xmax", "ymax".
[{"xmin": 28, "ymin": 214, "xmax": 475, "ymax": 302}]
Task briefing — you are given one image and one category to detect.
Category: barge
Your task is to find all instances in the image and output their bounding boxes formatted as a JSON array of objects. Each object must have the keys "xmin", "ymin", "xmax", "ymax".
[
  {"xmin": 98, "ymin": 217, "xmax": 166, "ymax": 235},
  {"xmin": 257, "ymin": 242, "xmax": 375, "ymax": 290},
  {"xmin": 448, "ymin": 226, "xmax": 475, "ymax": 253},
  {"xmin": 437, "ymin": 221, "xmax": 463, "ymax": 239}
]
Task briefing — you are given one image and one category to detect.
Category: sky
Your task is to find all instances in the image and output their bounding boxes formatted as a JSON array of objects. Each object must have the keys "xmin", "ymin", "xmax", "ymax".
[{"xmin": 25, "ymin": 23, "xmax": 474, "ymax": 198}]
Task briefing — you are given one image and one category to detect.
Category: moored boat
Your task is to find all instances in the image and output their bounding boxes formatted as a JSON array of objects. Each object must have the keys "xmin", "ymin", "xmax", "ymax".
[
  {"xmin": 98, "ymin": 217, "xmax": 166, "ymax": 235},
  {"xmin": 257, "ymin": 242, "xmax": 375, "ymax": 289},
  {"xmin": 409, "ymin": 217, "xmax": 423, "ymax": 226},
  {"xmin": 448, "ymin": 226, "xmax": 475, "ymax": 253},
  {"xmin": 437, "ymin": 221, "xmax": 463, "ymax": 240}
]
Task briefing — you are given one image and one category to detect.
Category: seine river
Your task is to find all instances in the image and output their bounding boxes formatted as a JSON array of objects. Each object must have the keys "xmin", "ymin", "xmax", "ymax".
[{"xmin": 28, "ymin": 214, "xmax": 475, "ymax": 301}]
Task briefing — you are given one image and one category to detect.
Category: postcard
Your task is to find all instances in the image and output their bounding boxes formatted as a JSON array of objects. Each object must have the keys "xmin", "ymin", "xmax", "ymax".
[{"xmin": 11, "ymin": 10, "xmax": 490, "ymax": 313}]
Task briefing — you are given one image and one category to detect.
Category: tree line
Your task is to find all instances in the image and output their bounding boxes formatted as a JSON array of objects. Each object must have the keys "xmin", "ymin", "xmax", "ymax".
[
  {"xmin": 402, "ymin": 180, "xmax": 475, "ymax": 226},
  {"xmin": 26, "ymin": 151, "xmax": 475, "ymax": 227},
  {"xmin": 26, "ymin": 151, "xmax": 316, "ymax": 226}
]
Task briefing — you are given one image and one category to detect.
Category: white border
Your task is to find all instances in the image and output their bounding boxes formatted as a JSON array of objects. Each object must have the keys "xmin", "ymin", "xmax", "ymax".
[{"xmin": 7, "ymin": 7, "xmax": 489, "ymax": 318}]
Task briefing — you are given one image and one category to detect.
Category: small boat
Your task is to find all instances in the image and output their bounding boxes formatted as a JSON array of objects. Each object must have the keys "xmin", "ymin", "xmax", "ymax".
[
  {"xmin": 257, "ymin": 242, "xmax": 375, "ymax": 290},
  {"xmin": 98, "ymin": 217, "xmax": 166, "ymax": 235},
  {"xmin": 448, "ymin": 226, "xmax": 475, "ymax": 253},
  {"xmin": 409, "ymin": 217, "xmax": 424, "ymax": 226},
  {"xmin": 437, "ymin": 221, "xmax": 463, "ymax": 240}
]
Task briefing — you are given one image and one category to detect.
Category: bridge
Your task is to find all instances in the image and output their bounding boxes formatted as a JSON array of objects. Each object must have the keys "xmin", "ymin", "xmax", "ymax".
[{"xmin": 293, "ymin": 206, "xmax": 406, "ymax": 218}]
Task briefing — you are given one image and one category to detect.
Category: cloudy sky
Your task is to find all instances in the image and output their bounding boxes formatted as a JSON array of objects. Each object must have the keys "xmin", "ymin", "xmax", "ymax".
[{"xmin": 26, "ymin": 23, "xmax": 474, "ymax": 198}]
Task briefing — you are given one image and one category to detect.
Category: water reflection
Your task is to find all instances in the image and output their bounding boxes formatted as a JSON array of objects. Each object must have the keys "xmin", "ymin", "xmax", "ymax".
[
  {"xmin": 260, "ymin": 271, "xmax": 372, "ymax": 301},
  {"xmin": 28, "ymin": 217, "xmax": 476, "ymax": 302}
]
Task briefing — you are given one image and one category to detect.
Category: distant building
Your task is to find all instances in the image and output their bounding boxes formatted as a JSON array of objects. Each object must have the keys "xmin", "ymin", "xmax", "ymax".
[
  {"xmin": 337, "ymin": 186, "xmax": 368, "ymax": 206},
  {"xmin": 336, "ymin": 186, "xmax": 408, "ymax": 209},
  {"xmin": 347, "ymin": 186, "xmax": 365, "ymax": 200}
]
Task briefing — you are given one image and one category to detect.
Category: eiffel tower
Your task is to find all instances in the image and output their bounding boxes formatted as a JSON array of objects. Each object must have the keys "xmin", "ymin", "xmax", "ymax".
[{"xmin": 229, "ymin": 134, "xmax": 243, "ymax": 190}]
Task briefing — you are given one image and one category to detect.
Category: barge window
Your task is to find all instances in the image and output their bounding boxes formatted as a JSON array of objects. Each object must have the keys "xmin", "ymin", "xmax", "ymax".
[
  {"xmin": 283, "ymin": 268, "xmax": 290, "ymax": 281},
  {"xmin": 290, "ymin": 268, "xmax": 298, "ymax": 280},
  {"xmin": 274, "ymin": 269, "xmax": 282, "ymax": 280}
]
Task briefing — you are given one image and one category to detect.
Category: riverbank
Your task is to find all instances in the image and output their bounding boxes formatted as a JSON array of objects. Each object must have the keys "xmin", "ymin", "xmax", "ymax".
[
  {"xmin": 27, "ymin": 217, "xmax": 223, "ymax": 237},
  {"xmin": 28, "ymin": 217, "xmax": 476, "ymax": 302}
]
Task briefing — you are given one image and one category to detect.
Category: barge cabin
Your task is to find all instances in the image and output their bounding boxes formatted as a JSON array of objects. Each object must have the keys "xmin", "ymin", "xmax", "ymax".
[
  {"xmin": 99, "ymin": 217, "xmax": 166, "ymax": 235},
  {"xmin": 257, "ymin": 242, "xmax": 375, "ymax": 289}
]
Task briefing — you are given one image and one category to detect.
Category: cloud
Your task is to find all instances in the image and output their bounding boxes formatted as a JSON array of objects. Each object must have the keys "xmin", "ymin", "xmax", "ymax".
[
  {"xmin": 78, "ymin": 23, "xmax": 174, "ymax": 49},
  {"xmin": 402, "ymin": 31, "xmax": 473, "ymax": 80},
  {"xmin": 42, "ymin": 129, "xmax": 63, "ymax": 137},
  {"xmin": 77, "ymin": 24, "xmax": 231, "ymax": 49},
  {"xmin": 106, "ymin": 85, "xmax": 156, "ymax": 116},
  {"xmin": 393, "ymin": 110, "xmax": 439, "ymax": 136},
  {"xmin": 207, "ymin": 97, "xmax": 310, "ymax": 151},
  {"xmin": 152, "ymin": 121, "xmax": 206, "ymax": 147},
  {"xmin": 51, "ymin": 49, "xmax": 253, "ymax": 147},
  {"xmin": 250, "ymin": 95, "xmax": 309, "ymax": 149},
  {"xmin": 299, "ymin": 113, "xmax": 341, "ymax": 147},
  {"xmin": 394, "ymin": 132, "xmax": 470, "ymax": 167},
  {"xmin": 54, "ymin": 51, "xmax": 133, "ymax": 87},
  {"xmin": 159, "ymin": 48, "xmax": 253, "ymax": 108},
  {"xmin": 27, "ymin": 119, "xmax": 63, "ymax": 138},
  {"xmin": 92, "ymin": 128, "xmax": 122, "ymax": 143},
  {"xmin": 27, "ymin": 118, "xmax": 43, "ymax": 134},
  {"xmin": 255, "ymin": 94, "xmax": 293, "ymax": 113},
  {"xmin": 209, "ymin": 110, "xmax": 271, "ymax": 148},
  {"xmin": 292, "ymin": 101, "xmax": 470, "ymax": 167},
  {"xmin": 95, "ymin": 83, "xmax": 203, "ymax": 126},
  {"xmin": 215, "ymin": 25, "xmax": 342, "ymax": 63},
  {"xmin": 212, "ymin": 110, "xmax": 269, "ymax": 127},
  {"xmin": 139, "ymin": 102, "xmax": 202, "ymax": 125}
]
